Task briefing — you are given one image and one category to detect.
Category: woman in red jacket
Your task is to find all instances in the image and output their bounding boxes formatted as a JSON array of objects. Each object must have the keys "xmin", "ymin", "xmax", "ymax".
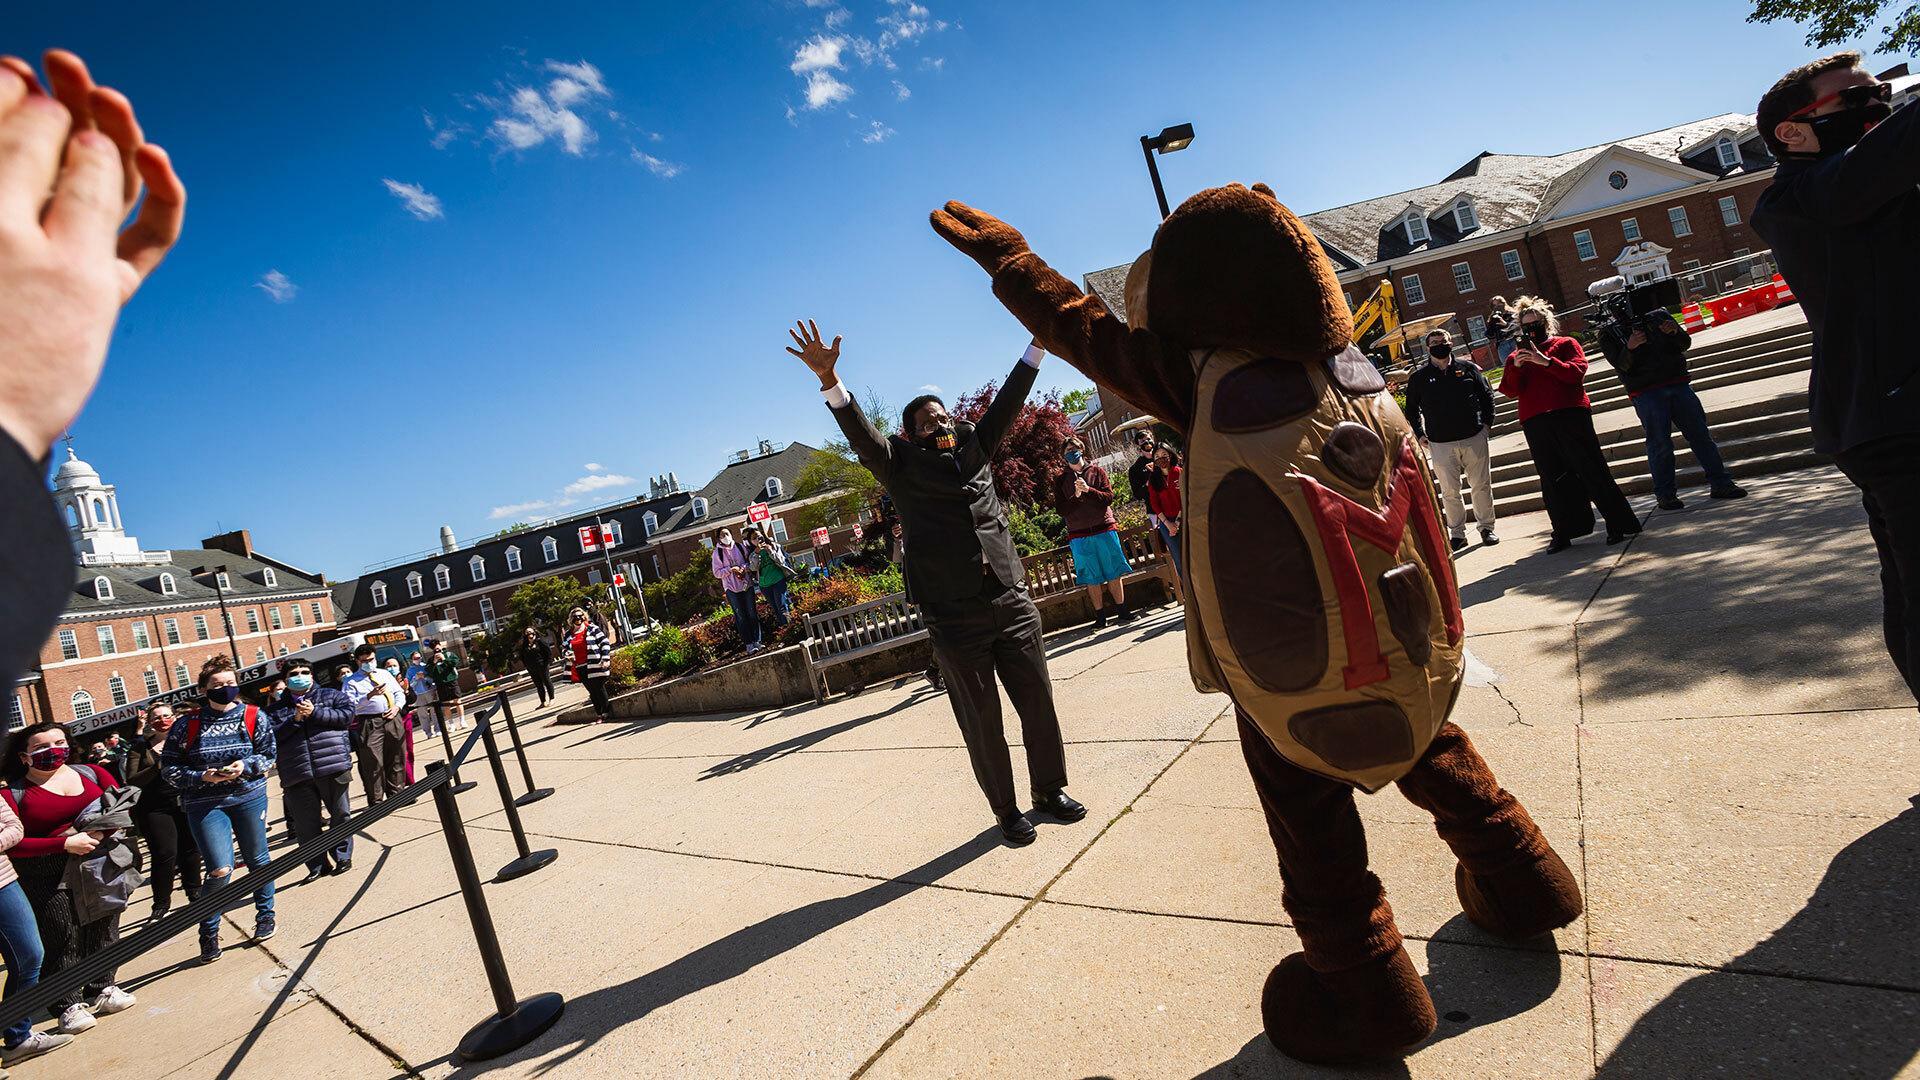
[
  {"xmin": 1144, "ymin": 444, "xmax": 1185, "ymax": 603},
  {"xmin": 1499, "ymin": 297, "xmax": 1642, "ymax": 551}
]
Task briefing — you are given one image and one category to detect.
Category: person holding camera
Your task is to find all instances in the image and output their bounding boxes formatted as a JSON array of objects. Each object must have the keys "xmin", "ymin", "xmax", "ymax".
[
  {"xmin": 1755, "ymin": 51, "xmax": 1920, "ymax": 703},
  {"xmin": 1406, "ymin": 327, "xmax": 1499, "ymax": 550},
  {"xmin": 1592, "ymin": 286, "xmax": 1746, "ymax": 510}
]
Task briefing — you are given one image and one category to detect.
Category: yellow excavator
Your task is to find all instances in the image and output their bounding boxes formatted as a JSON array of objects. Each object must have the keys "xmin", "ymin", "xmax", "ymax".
[{"xmin": 1350, "ymin": 277, "xmax": 1402, "ymax": 362}]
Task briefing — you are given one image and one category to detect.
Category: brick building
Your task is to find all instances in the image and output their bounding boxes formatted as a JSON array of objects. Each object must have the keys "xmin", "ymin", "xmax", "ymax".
[
  {"xmin": 1084, "ymin": 110, "xmax": 1784, "ymax": 364},
  {"xmin": 11, "ymin": 448, "xmax": 338, "ymax": 736}
]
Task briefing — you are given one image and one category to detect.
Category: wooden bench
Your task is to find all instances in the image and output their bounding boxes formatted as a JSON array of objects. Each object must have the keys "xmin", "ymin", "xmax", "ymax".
[{"xmin": 802, "ymin": 591, "xmax": 929, "ymax": 703}]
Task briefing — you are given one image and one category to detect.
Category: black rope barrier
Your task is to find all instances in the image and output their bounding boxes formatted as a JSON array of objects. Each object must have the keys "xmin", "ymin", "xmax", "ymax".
[
  {"xmin": 476, "ymin": 714, "xmax": 558, "ymax": 882},
  {"xmin": 433, "ymin": 699, "xmax": 478, "ymax": 795},
  {"xmin": 494, "ymin": 691, "xmax": 552, "ymax": 806}
]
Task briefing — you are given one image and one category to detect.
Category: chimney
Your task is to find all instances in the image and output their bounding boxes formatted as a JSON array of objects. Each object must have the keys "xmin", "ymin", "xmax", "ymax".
[
  {"xmin": 669, "ymin": 472, "xmax": 679, "ymax": 492},
  {"xmin": 439, "ymin": 525, "xmax": 457, "ymax": 554},
  {"xmin": 202, "ymin": 530, "xmax": 255, "ymax": 559}
]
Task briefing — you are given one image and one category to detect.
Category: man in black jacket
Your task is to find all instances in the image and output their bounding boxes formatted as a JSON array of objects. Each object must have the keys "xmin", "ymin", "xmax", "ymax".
[
  {"xmin": 1405, "ymin": 329, "xmax": 1499, "ymax": 551},
  {"xmin": 786, "ymin": 320, "xmax": 1083, "ymax": 846},
  {"xmin": 1592, "ymin": 301, "xmax": 1745, "ymax": 510},
  {"xmin": 1754, "ymin": 52, "xmax": 1920, "ymax": 702}
]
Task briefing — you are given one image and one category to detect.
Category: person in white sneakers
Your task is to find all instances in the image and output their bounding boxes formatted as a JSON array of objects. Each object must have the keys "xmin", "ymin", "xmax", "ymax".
[
  {"xmin": 1406, "ymin": 328, "xmax": 1500, "ymax": 550},
  {"xmin": 0, "ymin": 792, "xmax": 71, "ymax": 1064}
]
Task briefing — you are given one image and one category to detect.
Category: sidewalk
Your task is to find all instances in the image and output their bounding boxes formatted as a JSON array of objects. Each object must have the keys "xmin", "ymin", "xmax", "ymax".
[{"xmin": 26, "ymin": 465, "xmax": 1919, "ymax": 1078}]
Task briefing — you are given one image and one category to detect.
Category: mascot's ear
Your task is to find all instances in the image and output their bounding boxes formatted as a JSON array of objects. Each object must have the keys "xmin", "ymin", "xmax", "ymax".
[{"xmin": 1251, "ymin": 182, "xmax": 1280, "ymax": 202}]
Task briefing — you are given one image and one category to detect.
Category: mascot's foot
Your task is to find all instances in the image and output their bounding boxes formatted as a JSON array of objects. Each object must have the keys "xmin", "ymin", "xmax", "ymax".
[
  {"xmin": 1456, "ymin": 848, "xmax": 1584, "ymax": 940},
  {"xmin": 1260, "ymin": 948, "xmax": 1435, "ymax": 1065}
]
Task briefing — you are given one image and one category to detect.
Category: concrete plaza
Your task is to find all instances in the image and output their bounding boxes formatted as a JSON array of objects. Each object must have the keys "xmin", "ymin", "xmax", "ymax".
[{"xmin": 29, "ymin": 464, "xmax": 1920, "ymax": 1079}]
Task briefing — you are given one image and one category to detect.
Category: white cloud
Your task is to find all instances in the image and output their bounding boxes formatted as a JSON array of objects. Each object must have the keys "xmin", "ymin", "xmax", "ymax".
[
  {"xmin": 918, "ymin": 384, "xmax": 941, "ymax": 394},
  {"xmin": 488, "ymin": 499, "xmax": 562, "ymax": 520},
  {"xmin": 561, "ymin": 471, "xmax": 636, "ymax": 498},
  {"xmin": 920, "ymin": 56, "xmax": 945, "ymax": 71},
  {"xmin": 790, "ymin": 35, "xmax": 846, "ymax": 73},
  {"xmin": 892, "ymin": 80, "xmax": 910, "ymax": 100},
  {"xmin": 631, "ymin": 149, "xmax": 685, "ymax": 178},
  {"xmin": 485, "ymin": 59, "xmax": 610, "ymax": 156},
  {"xmin": 584, "ymin": 462, "xmax": 604, "ymax": 472},
  {"xmin": 803, "ymin": 70, "xmax": 854, "ymax": 109},
  {"xmin": 382, "ymin": 178, "xmax": 445, "ymax": 220},
  {"xmin": 861, "ymin": 119, "xmax": 896, "ymax": 144},
  {"xmin": 544, "ymin": 59, "xmax": 608, "ymax": 106},
  {"xmin": 255, "ymin": 270, "xmax": 297, "ymax": 303},
  {"xmin": 823, "ymin": 7, "xmax": 850, "ymax": 27},
  {"xmin": 491, "ymin": 464, "xmax": 636, "ymax": 519}
]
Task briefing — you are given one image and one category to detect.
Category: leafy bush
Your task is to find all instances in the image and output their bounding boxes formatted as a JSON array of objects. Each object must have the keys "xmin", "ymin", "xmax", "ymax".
[
  {"xmin": 631, "ymin": 625, "xmax": 705, "ymax": 677},
  {"xmin": 608, "ymin": 647, "xmax": 638, "ymax": 689},
  {"xmin": 686, "ymin": 611, "xmax": 742, "ymax": 660},
  {"xmin": 864, "ymin": 563, "xmax": 904, "ymax": 597},
  {"xmin": 643, "ymin": 559, "xmax": 720, "ymax": 625},
  {"xmin": 1008, "ymin": 503, "xmax": 1066, "ymax": 556}
]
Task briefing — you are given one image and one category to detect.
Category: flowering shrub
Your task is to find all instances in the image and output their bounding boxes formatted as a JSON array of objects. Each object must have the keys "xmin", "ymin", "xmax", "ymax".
[{"xmin": 629, "ymin": 625, "xmax": 705, "ymax": 677}]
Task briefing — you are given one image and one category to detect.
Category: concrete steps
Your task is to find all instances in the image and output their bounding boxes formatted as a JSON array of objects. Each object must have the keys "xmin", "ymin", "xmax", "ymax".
[{"xmin": 1491, "ymin": 328, "xmax": 1813, "ymax": 424}]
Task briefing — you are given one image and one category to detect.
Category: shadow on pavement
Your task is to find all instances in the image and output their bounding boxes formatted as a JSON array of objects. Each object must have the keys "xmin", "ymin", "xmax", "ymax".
[
  {"xmin": 1597, "ymin": 806, "xmax": 1920, "ymax": 1077},
  {"xmin": 1186, "ymin": 1032, "xmax": 1413, "ymax": 1078},
  {"xmin": 1419, "ymin": 919, "xmax": 1563, "ymax": 1047},
  {"xmin": 695, "ymin": 688, "xmax": 939, "ymax": 779}
]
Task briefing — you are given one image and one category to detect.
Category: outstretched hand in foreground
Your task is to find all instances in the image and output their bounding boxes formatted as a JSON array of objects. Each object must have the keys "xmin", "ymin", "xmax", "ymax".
[{"xmin": 786, "ymin": 319, "xmax": 841, "ymax": 392}]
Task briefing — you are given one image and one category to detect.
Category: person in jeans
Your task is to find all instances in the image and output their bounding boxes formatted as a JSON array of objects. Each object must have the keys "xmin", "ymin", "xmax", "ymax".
[
  {"xmin": 267, "ymin": 658, "xmax": 356, "ymax": 884},
  {"xmin": 519, "ymin": 628, "xmax": 555, "ymax": 708},
  {"xmin": 562, "ymin": 607, "xmax": 614, "ymax": 722},
  {"xmin": 1754, "ymin": 51, "xmax": 1920, "ymax": 703},
  {"xmin": 406, "ymin": 652, "xmax": 438, "ymax": 736},
  {"xmin": 0, "ymin": 793, "xmax": 72, "ymax": 1064},
  {"xmin": 123, "ymin": 703, "xmax": 202, "ymax": 919},
  {"xmin": 1055, "ymin": 434, "xmax": 1134, "ymax": 627},
  {"xmin": 750, "ymin": 531, "xmax": 796, "ymax": 634},
  {"xmin": 711, "ymin": 527, "xmax": 764, "ymax": 654},
  {"xmin": 1406, "ymin": 327, "xmax": 1500, "ymax": 550},
  {"xmin": 5, "ymin": 722, "xmax": 137, "ymax": 1031},
  {"xmin": 1500, "ymin": 296, "xmax": 1642, "ymax": 551},
  {"xmin": 427, "ymin": 640, "xmax": 465, "ymax": 732},
  {"xmin": 1593, "ymin": 303, "xmax": 1747, "ymax": 510},
  {"xmin": 163, "ymin": 655, "xmax": 278, "ymax": 964},
  {"xmin": 1487, "ymin": 296, "xmax": 1518, "ymax": 365}
]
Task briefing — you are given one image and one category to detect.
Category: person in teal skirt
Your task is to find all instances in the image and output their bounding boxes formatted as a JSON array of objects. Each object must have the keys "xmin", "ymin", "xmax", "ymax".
[{"xmin": 1054, "ymin": 436, "xmax": 1135, "ymax": 627}]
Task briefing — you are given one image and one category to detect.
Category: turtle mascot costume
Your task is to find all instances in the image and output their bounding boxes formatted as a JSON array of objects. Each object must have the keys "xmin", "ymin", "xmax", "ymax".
[{"xmin": 931, "ymin": 184, "xmax": 1582, "ymax": 1064}]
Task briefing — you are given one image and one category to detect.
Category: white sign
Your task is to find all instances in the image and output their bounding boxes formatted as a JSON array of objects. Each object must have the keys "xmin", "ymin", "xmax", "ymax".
[
  {"xmin": 811, "ymin": 527, "xmax": 830, "ymax": 547},
  {"xmin": 849, "ymin": 523, "xmax": 863, "ymax": 541},
  {"xmin": 578, "ymin": 525, "xmax": 599, "ymax": 552}
]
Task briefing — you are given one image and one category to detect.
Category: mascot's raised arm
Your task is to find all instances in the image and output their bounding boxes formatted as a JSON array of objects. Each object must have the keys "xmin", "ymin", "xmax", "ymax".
[{"xmin": 932, "ymin": 186, "xmax": 1582, "ymax": 1065}]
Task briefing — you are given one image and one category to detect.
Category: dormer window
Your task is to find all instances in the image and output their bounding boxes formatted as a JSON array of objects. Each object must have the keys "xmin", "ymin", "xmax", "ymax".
[
  {"xmin": 158, "ymin": 572, "xmax": 177, "ymax": 596},
  {"xmin": 407, "ymin": 570, "xmax": 423, "ymax": 598},
  {"xmin": 1404, "ymin": 211, "xmax": 1429, "ymax": 244},
  {"xmin": 1715, "ymin": 137, "xmax": 1739, "ymax": 169},
  {"xmin": 433, "ymin": 564, "xmax": 451, "ymax": 591},
  {"xmin": 469, "ymin": 555, "xmax": 486, "ymax": 583},
  {"xmin": 765, "ymin": 477, "xmax": 784, "ymax": 500},
  {"xmin": 93, "ymin": 576, "xmax": 112, "ymax": 600},
  {"xmin": 371, "ymin": 581, "xmax": 389, "ymax": 608},
  {"xmin": 691, "ymin": 497, "xmax": 709, "ymax": 520},
  {"xmin": 505, "ymin": 546, "xmax": 522, "ymax": 572},
  {"xmin": 542, "ymin": 536, "xmax": 559, "ymax": 564},
  {"xmin": 642, "ymin": 511, "xmax": 658, "ymax": 538},
  {"xmin": 215, "ymin": 572, "xmax": 230, "ymax": 590},
  {"xmin": 262, "ymin": 567, "xmax": 277, "ymax": 587},
  {"xmin": 1453, "ymin": 199, "xmax": 1478, "ymax": 232}
]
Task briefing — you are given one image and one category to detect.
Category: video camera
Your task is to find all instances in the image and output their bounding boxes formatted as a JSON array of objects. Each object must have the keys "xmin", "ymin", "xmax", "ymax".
[{"xmin": 1586, "ymin": 275, "xmax": 1681, "ymax": 340}]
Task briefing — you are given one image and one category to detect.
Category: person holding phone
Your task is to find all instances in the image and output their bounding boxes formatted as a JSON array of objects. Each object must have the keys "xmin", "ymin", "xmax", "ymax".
[
  {"xmin": 1498, "ymin": 296, "xmax": 1641, "ymax": 552},
  {"xmin": 1145, "ymin": 443, "xmax": 1185, "ymax": 602},
  {"xmin": 163, "ymin": 655, "xmax": 278, "ymax": 964},
  {"xmin": 1055, "ymin": 434, "xmax": 1133, "ymax": 627}
]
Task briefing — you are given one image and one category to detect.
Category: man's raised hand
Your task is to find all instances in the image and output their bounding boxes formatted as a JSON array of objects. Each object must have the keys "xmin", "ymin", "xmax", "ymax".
[{"xmin": 786, "ymin": 319, "xmax": 841, "ymax": 391}]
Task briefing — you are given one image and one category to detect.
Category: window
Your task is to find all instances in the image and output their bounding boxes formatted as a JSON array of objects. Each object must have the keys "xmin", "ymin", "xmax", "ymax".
[
  {"xmin": 1400, "ymin": 273, "xmax": 1425, "ymax": 305},
  {"xmin": 312, "ymin": 602, "xmax": 326, "ymax": 622},
  {"xmin": 652, "ymin": 553, "xmax": 664, "ymax": 579},
  {"xmin": 1621, "ymin": 217, "xmax": 1641, "ymax": 242},
  {"xmin": 470, "ymin": 555, "xmax": 486, "ymax": 583},
  {"xmin": 768, "ymin": 518, "xmax": 790, "ymax": 544},
  {"xmin": 163, "ymin": 618, "xmax": 180, "ymax": 645},
  {"xmin": 588, "ymin": 568, "xmax": 603, "ymax": 585},
  {"xmin": 443, "ymin": 606, "xmax": 458, "ymax": 623},
  {"xmin": 642, "ymin": 511, "xmax": 658, "ymax": 538},
  {"xmin": 159, "ymin": 573, "xmax": 177, "ymax": 596},
  {"xmin": 1451, "ymin": 262, "xmax": 1475, "ymax": 294},
  {"xmin": 1719, "ymin": 195, "xmax": 1741, "ymax": 226},
  {"xmin": 97, "ymin": 626, "xmax": 116, "ymax": 655},
  {"xmin": 1501, "ymin": 249, "xmax": 1524, "ymax": 280},
  {"xmin": 174, "ymin": 662, "xmax": 189, "ymax": 687},
  {"xmin": 542, "ymin": 537, "xmax": 559, "ymax": 564},
  {"xmin": 268, "ymin": 607, "xmax": 282, "ymax": 630},
  {"xmin": 416, "ymin": 614, "xmax": 428, "ymax": 628},
  {"xmin": 93, "ymin": 576, "xmax": 113, "ymax": 600},
  {"xmin": 478, "ymin": 596, "xmax": 496, "ymax": 630},
  {"xmin": 1342, "ymin": 290, "xmax": 1353, "ymax": 312},
  {"xmin": 255, "ymin": 647, "xmax": 267, "ymax": 663},
  {"xmin": 215, "ymin": 572, "xmax": 230, "ymax": 590},
  {"xmin": 765, "ymin": 477, "xmax": 784, "ymax": 500},
  {"xmin": 1454, "ymin": 200, "xmax": 1478, "ymax": 231},
  {"xmin": 404, "ymin": 571, "xmax": 422, "ymax": 599},
  {"xmin": 1404, "ymin": 212, "xmax": 1428, "ymax": 244},
  {"xmin": 193, "ymin": 615, "xmax": 209, "ymax": 640},
  {"xmin": 143, "ymin": 668, "xmax": 161, "ymax": 696},
  {"xmin": 6, "ymin": 695, "xmax": 19, "ymax": 731},
  {"xmin": 131, "ymin": 622, "xmax": 149, "ymax": 650},
  {"xmin": 1574, "ymin": 230, "xmax": 1596, "ymax": 261},
  {"xmin": 71, "ymin": 691, "xmax": 94, "ymax": 721},
  {"xmin": 1668, "ymin": 206, "xmax": 1692, "ymax": 237},
  {"xmin": 691, "ymin": 497, "xmax": 709, "ymax": 520},
  {"xmin": 245, "ymin": 608, "xmax": 260, "ymax": 632},
  {"xmin": 1466, "ymin": 316, "xmax": 1488, "ymax": 343},
  {"xmin": 108, "ymin": 675, "xmax": 127, "ymax": 707},
  {"xmin": 505, "ymin": 546, "xmax": 522, "ymax": 573},
  {"xmin": 291, "ymin": 604, "xmax": 304, "ymax": 626},
  {"xmin": 277, "ymin": 645, "xmax": 289, "ymax": 656},
  {"xmin": 262, "ymin": 567, "xmax": 277, "ymax": 587},
  {"xmin": 371, "ymin": 581, "xmax": 389, "ymax": 608},
  {"xmin": 607, "ymin": 520, "xmax": 623, "ymax": 547},
  {"xmin": 433, "ymin": 565, "xmax": 451, "ymax": 591},
  {"xmin": 58, "ymin": 629, "xmax": 79, "ymax": 660},
  {"xmin": 1716, "ymin": 137, "xmax": 1739, "ymax": 168}
]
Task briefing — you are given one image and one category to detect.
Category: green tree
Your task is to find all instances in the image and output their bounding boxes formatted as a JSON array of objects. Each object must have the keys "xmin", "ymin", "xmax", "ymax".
[
  {"xmin": 492, "ymin": 522, "xmax": 534, "ymax": 539},
  {"xmin": 643, "ymin": 559, "xmax": 720, "ymax": 625},
  {"xmin": 506, "ymin": 575, "xmax": 595, "ymax": 642},
  {"xmin": 1749, "ymin": 0, "xmax": 1920, "ymax": 54},
  {"xmin": 1060, "ymin": 387, "xmax": 1093, "ymax": 414},
  {"xmin": 794, "ymin": 387, "xmax": 890, "ymax": 534}
]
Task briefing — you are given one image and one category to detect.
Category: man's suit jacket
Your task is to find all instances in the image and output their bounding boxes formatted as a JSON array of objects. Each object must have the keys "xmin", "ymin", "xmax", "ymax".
[{"xmin": 830, "ymin": 358, "xmax": 1038, "ymax": 605}]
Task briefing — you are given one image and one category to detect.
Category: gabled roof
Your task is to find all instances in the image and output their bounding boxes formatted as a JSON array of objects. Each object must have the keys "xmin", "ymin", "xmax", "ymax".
[
  {"xmin": 651, "ymin": 441, "xmax": 823, "ymax": 537},
  {"xmin": 66, "ymin": 549, "xmax": 327, "ymax": 616},
  {"xmin": 1532, "ymin": 145, "xmax": 1719, "ymax": 221}
]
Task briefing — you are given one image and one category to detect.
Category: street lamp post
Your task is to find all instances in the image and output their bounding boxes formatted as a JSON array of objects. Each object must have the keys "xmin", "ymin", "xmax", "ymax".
[
  {"xmin": 1139, "ymin": 123, "xmax": 1196, "ymax": 220},
  {"xmin": 207, "ymin": 564, "xmax": 242, "ymax": 669}
]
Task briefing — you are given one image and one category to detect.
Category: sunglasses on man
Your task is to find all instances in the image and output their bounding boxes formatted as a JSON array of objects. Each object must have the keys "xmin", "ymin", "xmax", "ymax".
[{"xmin": 1789, "ymin": 80, "xmax": 1892, "ymax": 119}]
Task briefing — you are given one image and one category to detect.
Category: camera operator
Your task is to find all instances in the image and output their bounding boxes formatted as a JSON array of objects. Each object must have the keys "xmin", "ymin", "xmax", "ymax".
[
  {"xmin": 1754, "ymin": 51, "xmax": 1920, "ymax": 704},
  {"xmin": 1589, "ymin": 278, "xmax": 1746, "ymax": 510}
]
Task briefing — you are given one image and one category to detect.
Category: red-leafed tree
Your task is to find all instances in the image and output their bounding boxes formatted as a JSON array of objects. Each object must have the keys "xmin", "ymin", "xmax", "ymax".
[{"xmin": 951, "ymin": 382, "xmax": 1079, "ymax": 509}]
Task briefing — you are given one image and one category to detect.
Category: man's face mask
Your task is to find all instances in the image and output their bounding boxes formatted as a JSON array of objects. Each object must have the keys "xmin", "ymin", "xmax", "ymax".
[
  {"xmin": 1428, "ymin": 342, "xmax": 1451, "ymax": 360},
  {"xmin": 1807, "ymin": 100, "xmax": 1892, "ymax": 156}
]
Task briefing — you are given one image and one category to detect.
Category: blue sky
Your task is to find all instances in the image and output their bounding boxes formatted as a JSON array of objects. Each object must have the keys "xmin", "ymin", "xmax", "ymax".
[{"xmin": 13, "ymin": 0, "xmax": 1879, "ymax": 579}]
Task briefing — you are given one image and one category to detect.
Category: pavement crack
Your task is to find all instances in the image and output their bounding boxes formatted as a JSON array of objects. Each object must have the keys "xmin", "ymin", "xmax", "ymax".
[{"xmin": 1489, "ymin": 683, "xmax": 1533, "ymax": 726}]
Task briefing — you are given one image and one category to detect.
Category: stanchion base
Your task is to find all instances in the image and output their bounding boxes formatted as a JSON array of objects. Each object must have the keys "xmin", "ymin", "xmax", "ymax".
[
  {"xmin": 514, "ymin": 787, "xmax": 555, "ymax": 806},
  {"xmin": 450, "ymin": 781, "xmax": 479, "ymax": 796},
  {"xmin": 455, "ymin": 992, "xmax": 565, "ymax": 1062},
  {"xmin": 495, "ymin": 848, "xmax": 559, "ymax": 882}
]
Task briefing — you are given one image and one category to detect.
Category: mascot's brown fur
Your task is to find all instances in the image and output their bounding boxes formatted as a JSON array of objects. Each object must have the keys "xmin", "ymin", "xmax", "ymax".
[{"xmin": 932, "ymin": 185, "xmax": 1582, "ymax": 1064}]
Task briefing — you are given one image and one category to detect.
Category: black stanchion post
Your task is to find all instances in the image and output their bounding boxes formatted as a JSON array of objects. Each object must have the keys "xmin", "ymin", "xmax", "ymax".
[
  {"xmin": 479, "ymin": 715, "xmax": 558, "ymax": 881},
  {"xmin": 427, "ymin": 763, "xmax": 565, "ymax": 1061},
  {"xmin": 435, "ymin": 700, "xmax": 477, "ymax": 796},
  {"xmin": 495, "ymin": 691, "xmax": 552, "ymax": 806}
]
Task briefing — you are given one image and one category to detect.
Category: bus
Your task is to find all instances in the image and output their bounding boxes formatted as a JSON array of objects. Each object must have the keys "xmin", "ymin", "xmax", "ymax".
[{"xmin": 68, "ymin": 625, "xmax": 427, "ymax": 739}]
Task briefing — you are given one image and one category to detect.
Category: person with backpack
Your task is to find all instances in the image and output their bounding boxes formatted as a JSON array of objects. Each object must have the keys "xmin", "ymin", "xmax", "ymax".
[
  {"xmin": 750, "ymin": 531, "xmax": 796, "ymax": 633},
  {"xmin": 162, "ymin": 655, "xmax": 278, "ymax": 965},
  {"xmin": 2, "ymin": 721, "xmax": 136, "ymax": 1039},
  {"xmin": 266, "ymin": 657, "xmax": 356, "ymax": 885}
]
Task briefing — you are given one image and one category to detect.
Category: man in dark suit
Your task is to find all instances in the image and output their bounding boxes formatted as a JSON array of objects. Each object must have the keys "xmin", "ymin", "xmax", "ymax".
[{"xmin": 786, "ymin": 320, "xmax": 1084, "ymax": 846}]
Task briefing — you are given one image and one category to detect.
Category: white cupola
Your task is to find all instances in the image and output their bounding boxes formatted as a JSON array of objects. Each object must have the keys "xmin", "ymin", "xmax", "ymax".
[{"xmin": 51, "ymin": 443, "xmax": 142, "ymax": 562}]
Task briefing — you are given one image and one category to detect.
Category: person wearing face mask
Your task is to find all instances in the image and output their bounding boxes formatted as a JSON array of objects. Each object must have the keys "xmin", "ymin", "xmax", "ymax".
[
  {"xmin": 1499, "ymin": 296, "xmax": 1642, "ymax": 552},
  {"xmin": 711, "ymin": 527, "xmax": 764, "ymax": 654},
  {"xmin": 266, "ymin": 659, "xmax": 357, "ymax": 885},
  {"xmin": 342, "ymin": 644, "xmax": 409, "ymax": 805},
  {"xmin": 1486, "ymin": 297, "xmax": 1518, "ymax": 366},
  {"xmin": 163, "ymin": 655, "xmax": 278, "ymax": 963},
  {"xmin": 383, "ymin": 657, "xmax": 419, "ymax": 784},
  {"xmin": 427, "ymin": 640, "xmax": 466, "ymax": 733},
  {"xmin": 1755, "ymin": 52, "xmax": 1920, "ymax": 705},
  {"xmin": 788, "ymin": 319, "xmax": 1084, "ymax": 847},
  {"xmin": 123, "ymin": 704, "xmax": 203, "ymax": 920},
  {"xmin": 1405, "ymin": 328, "xmax": 1499, "ymax": 551},
  {"xmin": 1055, "ymin": 435, "xmax": 1134, "ymax": 627},
  {"xmin": 519, "ymin": 628, "xmax": 556, "ymax": 709},
  {"xmin": 562, "ymin": 608, "xmax": 614, "ymax": 723},
  {"xmin": 2, "ymin": 721, "xmax": 134, "ymax": 1038}
]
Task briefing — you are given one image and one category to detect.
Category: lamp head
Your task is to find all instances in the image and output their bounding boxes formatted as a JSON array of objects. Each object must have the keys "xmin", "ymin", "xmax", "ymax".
[{"xmin": 1149, "ymin": 123, "xmax": 1195, "ymax": 154}]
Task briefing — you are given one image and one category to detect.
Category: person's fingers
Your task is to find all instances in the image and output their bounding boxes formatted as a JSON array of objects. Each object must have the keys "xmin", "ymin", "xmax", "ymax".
[
  {"xmin": 88, "ymin": 86, "xmax": 143, "ymax": 211},
  {"xmin": 0, "ymin": 93, "xmax": 72, "ymax": 222},
  {"xmin": 829, "ymin": 335, "xmax": 841, "ymax": 353},
  {"xmin": 44, "ymin": 127, "xmax": 122, "ymax": 248},
  {"xmin": 114, "ymin": 143, "xmax": 186, "ymax": 297},
  {"xmin": 807, "ymin": 318, "xmax": 820, "ymax": 342},
  {"xmin": 0, "ymin": 57, "xmax": 44, "ymax": 95},
  {"xmin": 0, "ymin": 66, "xmax": 25, "ymax": 116},
  {"xmin": 41, "ymin": 49, "xmax": 98, "ymax": 132},
  {"xmin": 789, "ymin": 327, "xmax": 806, "ymax": 348},
  {"xmin": 784, "ymin": 346, "xmax": 804, "ymax": 358}
]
